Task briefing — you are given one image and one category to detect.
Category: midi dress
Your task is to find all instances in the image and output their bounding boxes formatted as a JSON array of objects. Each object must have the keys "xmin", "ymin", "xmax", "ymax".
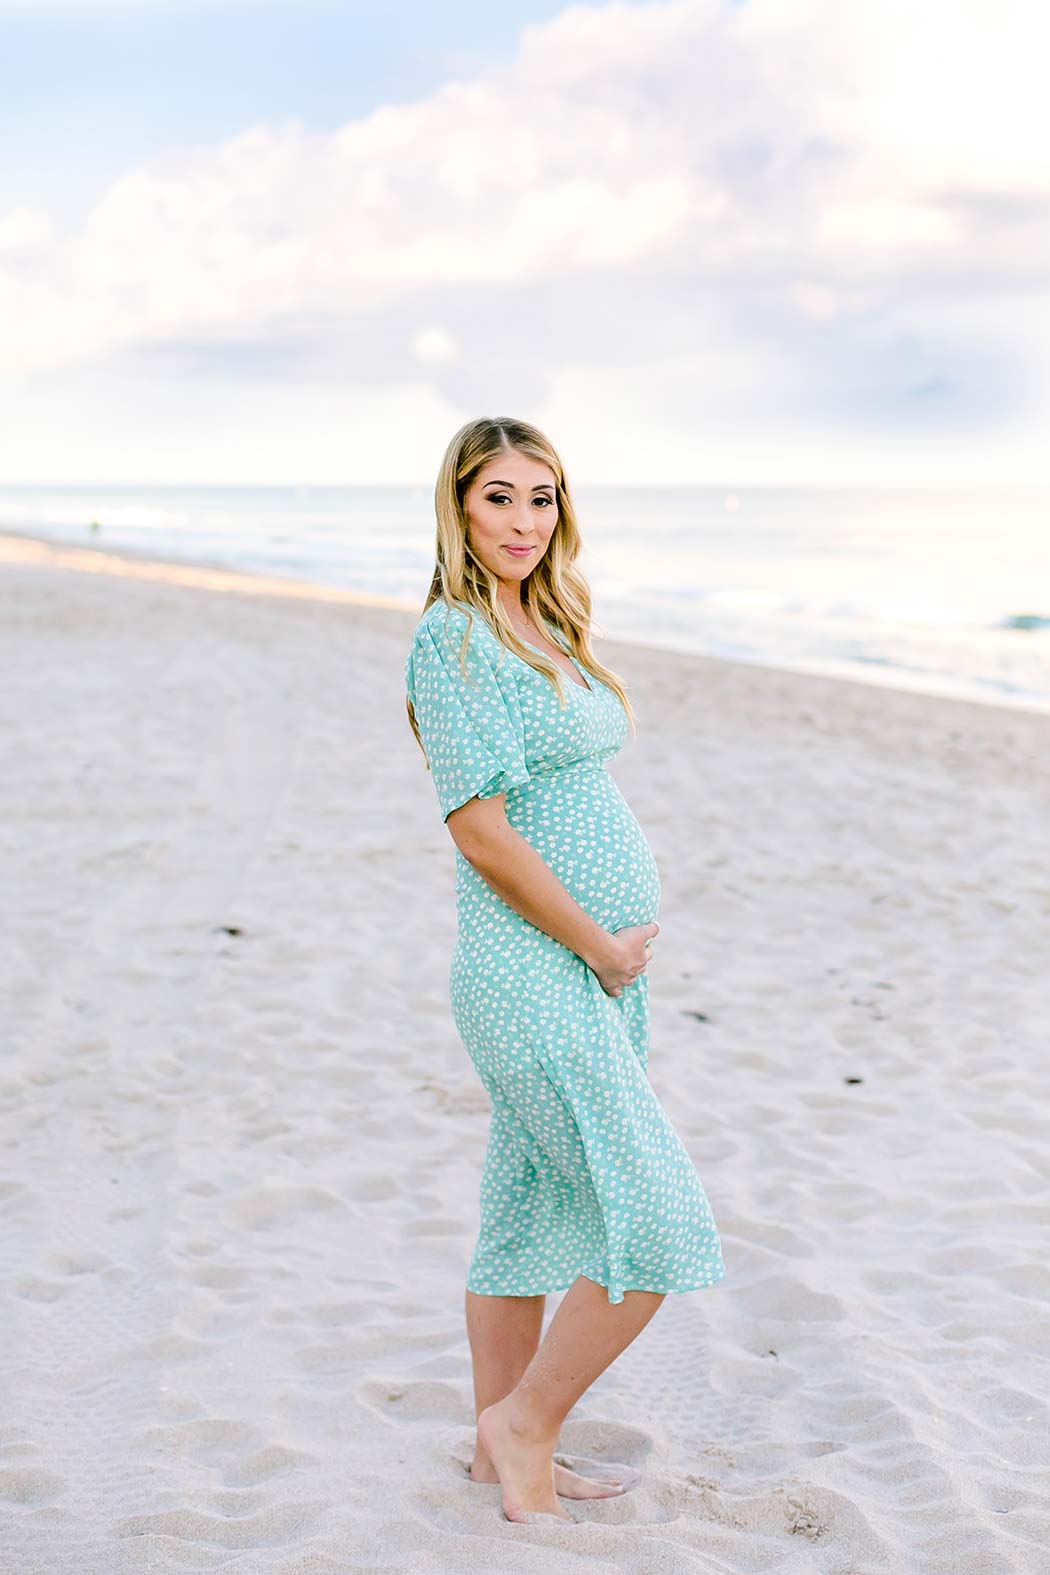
[{"xmin": 405, "ymin": 596, "xmax": 727, "ymax": 1305}]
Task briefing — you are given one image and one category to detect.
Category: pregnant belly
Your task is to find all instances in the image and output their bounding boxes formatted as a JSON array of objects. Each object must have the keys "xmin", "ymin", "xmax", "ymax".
[{"xmin": 504, "ymin": 764, "xmax": 661, "ymax": 933}]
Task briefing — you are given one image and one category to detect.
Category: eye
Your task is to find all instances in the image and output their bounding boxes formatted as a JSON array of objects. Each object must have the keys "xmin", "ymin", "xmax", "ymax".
[
  {"xmin": 485, "ymin": 492, "xmax": 510, "ymax": 505},
  {"xmin": 533, "ymin": 496, "xmax": 554, "ymax": 508}
]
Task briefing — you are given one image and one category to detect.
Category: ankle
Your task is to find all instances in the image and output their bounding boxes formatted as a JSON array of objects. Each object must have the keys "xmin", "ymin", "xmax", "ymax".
[{"xmin": 501, "ymin": 1383, "xmax": 564, "ymax": 1442}]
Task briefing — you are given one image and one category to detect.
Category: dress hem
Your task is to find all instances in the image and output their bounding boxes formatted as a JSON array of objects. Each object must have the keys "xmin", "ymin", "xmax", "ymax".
[{"xmin": 465, "ymin": 1262, "xmax": 727, "ymax": 1306}]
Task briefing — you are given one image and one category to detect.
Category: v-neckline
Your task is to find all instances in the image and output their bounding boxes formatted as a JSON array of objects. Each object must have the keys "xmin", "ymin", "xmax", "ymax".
[
  {"xmin": 438, "ymin": 599, "xmax": 597, "ymax": 694},
  {"xmin": 519, "ymin": 629, "xmax": 596, "ymax": 695}
]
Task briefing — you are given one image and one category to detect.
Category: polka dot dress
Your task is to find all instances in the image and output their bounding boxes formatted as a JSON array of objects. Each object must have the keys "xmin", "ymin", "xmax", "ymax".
[{"xmin": 405, "ymin": 597, "xmax": 726, "ymax": 1305}]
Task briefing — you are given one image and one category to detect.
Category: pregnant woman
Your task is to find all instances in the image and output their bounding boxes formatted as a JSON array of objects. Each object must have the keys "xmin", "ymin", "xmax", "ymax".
[{"xmin": 404, "ymin": 416, "xmax": 726, "ymax": 1523}]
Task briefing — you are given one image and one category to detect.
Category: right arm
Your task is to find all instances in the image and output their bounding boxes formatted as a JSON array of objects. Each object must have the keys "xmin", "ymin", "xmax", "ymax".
[
  {"xmin": 406, "ymin": 605, "xmax": 658, "ymax": 995},
  {"xmin": 447, "ymin": 793, "xmax": 658, "ymax": 998}
]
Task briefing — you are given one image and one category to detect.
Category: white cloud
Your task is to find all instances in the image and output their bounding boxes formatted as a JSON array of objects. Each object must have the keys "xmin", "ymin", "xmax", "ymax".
[
  {"xmin": 2, "ymin": 0, "xmax": 1048, "ymax": 481},
  {"xmin": 0, "ymin": 367, "xmax": 462, "ymax": 484},
  {"xmin": 5, "ymin": 0, "xmax": 1047, "ymax": 384},
  {"xmin": 413, "ymin": 327, "xmax": 460, "ymax": 364},
  {"xmin": 0, "ymin": 208, "xmax": 56, "ymax": 256}
]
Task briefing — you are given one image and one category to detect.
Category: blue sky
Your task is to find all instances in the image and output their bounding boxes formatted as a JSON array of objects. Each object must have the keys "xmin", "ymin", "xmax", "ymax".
[
  {"xmin": 1, "ymin": 0, "xmax": 1046, "ymax": 485},
  {"xmin": 1, "ymin": 0, "xmax": 585, "ymax": 226}
]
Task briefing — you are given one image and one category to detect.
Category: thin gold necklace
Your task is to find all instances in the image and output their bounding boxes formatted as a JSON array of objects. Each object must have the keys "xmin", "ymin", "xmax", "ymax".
[{"xmin": 507, "ymin": 603, "xmax": 537, "ymax": 637}]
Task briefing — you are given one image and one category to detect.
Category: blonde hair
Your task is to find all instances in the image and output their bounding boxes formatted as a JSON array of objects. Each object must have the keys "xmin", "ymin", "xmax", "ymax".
[{"xmin": 406, "ymin": 416, "xmax": 636, "ymax": 762}]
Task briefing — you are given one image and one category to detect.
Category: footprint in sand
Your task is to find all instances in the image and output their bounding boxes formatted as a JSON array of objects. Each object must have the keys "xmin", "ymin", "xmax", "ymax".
[{"xmin": 356, "ymin": 1376, "xmax": 472, "ymax": 1425}]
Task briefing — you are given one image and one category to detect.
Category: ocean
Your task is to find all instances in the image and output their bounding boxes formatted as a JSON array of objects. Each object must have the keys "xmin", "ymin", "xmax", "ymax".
[{"xmin": 3, "ymin": 482, "xmax": 1048, "ymax": 715}]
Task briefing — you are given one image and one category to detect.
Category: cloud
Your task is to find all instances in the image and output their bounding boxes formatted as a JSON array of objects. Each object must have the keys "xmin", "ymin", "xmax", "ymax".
[
  {"xmin": 0, "ymin": 208, "xmax": 56, "ymax": 257},
  {"xmin": 413, "ymin": 327, "xmax": 460, "ymax": 364},
  {"xmin": 2, "ymin": 0, "xmax": 1047, "ymax": 460}
]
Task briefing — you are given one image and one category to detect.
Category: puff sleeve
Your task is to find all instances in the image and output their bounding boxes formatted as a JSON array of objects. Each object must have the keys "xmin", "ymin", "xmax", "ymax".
[{"xmin": 405, "ymin": 605, "xmax": 531, "ymax": 823}]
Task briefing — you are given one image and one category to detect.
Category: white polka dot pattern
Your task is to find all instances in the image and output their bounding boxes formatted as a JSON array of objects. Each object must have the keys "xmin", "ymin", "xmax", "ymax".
[{"xmin": 405, "ymin": 598, "xmax": 726, "ymax": 1304}]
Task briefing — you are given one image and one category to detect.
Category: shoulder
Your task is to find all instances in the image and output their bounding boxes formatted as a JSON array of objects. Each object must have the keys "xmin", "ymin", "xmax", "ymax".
[
  {"xmin": 411, "ymin": 599, "xmax": 503, "ymax": 660},
  {"xmin": 406, "ymin": 598, "xmax": 510, "ymax": 690},
  {"xmin": 417, "ymin": 597, "xmax": 491, "ymax": 636}
]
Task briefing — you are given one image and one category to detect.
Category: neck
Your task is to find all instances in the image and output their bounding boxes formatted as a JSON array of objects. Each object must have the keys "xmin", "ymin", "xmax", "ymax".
[{"xmin": 498, "ymin": 585, "xmax": 529, "ymax": 622}]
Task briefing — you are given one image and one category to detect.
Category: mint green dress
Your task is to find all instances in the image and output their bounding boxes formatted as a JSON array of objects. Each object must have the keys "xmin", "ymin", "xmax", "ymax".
[{"xmin": 405, "ymin": 597, "xmax": 726, "ymax": 1304}]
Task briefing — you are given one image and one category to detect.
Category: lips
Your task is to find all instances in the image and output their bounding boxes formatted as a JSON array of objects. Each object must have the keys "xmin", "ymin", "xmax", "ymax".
[{"xmin": 502, "ymin": 545, "xmax": 535, "ymax": 556}]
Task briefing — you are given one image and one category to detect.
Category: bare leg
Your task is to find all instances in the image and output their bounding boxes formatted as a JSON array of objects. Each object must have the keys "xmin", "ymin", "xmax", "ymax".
[
  {"xmin": 477, "ymin": 1274, "xmax": 665, "ymax": 1522},
  {"xmin": 465, "ymin": 1288, "xmax": 625, "ymax": 1499},
  {"xmin": 466, "ymin": 1288, "xmax": 545, "ymax": 1445}
]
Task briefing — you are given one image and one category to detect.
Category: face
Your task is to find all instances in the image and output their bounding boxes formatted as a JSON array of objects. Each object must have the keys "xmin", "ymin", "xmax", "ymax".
[{"xmin": 462, "ymin": 449, "xmax": 559, "ymax": 589}]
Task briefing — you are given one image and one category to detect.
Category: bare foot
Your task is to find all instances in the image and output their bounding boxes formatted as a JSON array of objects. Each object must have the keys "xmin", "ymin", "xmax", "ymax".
[
  {"xmin": 476, "ymin": 1395, "xmax": 572, "ymax": 1522},
  {"xmin": 470, "ymin": 1449, "xmax": 625, "ymax": 1500},
  {"xmin": 554, "ymin": 1461, "xmax": 626, "ymax": 1499}
]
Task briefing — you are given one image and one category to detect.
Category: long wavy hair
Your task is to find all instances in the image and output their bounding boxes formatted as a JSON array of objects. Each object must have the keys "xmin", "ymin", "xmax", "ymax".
[{"xmin": 406, "ymin": 416, "xmax": 636, "ymax": 761}]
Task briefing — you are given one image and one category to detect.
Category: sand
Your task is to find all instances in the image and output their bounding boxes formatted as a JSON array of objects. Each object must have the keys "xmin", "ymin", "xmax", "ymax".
[{"xmin": 2, "ymin": 531, "xmax": 1048, "ymax": 1575}]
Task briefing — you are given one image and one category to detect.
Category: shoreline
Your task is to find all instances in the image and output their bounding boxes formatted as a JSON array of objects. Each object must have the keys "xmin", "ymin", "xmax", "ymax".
[
  {"xmin": 3, "ymin": 526, "xmax": 1048, "ymax": 724},
  {"xmin": 3, "ymin": 524, "xmax": 1047, "ymax": 811}
]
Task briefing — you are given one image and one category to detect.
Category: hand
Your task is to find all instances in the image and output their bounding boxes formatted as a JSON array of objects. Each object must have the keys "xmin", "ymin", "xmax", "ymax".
[{"xmin": 588, "ymin": 921, "xmax": 660, "ymax": 998}]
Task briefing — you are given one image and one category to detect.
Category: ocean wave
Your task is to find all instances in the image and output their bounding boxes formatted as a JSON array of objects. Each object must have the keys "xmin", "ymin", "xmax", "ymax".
[{"xmin": 1000, "ymin": 613, "xmax": 1050, "ymax": 631}]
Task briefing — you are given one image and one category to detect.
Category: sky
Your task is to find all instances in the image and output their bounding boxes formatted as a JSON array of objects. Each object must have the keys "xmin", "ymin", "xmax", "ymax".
[{"xmin": 2, "ymin": 0, "xmax": 1048, "ymax": 486}]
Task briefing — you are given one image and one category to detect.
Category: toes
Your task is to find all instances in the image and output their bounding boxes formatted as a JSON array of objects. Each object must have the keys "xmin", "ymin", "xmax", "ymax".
[{"xmin": 553, "ymin": 1472, "xmax": 627, "ymax": 1500}]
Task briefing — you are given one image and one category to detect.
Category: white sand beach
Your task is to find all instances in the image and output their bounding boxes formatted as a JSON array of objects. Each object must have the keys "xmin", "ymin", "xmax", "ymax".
[{"xmin": 2, "ymin": 531, "xmax": 1048, "ymax": 1575}]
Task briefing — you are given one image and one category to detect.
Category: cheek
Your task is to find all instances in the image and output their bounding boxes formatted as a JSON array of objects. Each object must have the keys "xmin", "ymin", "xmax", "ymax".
[{"xmin": 467, "ymin": 504, "xmax": 501, "ymax": 547}]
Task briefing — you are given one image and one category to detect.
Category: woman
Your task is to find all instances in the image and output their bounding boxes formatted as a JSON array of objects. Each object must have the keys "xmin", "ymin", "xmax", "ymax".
[{"xmin": 404, "ymin": 416, "xmax": 726, "ymax": 1523}]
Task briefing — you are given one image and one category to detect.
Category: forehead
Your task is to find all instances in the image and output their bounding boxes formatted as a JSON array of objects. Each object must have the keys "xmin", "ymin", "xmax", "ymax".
[{"xmin": 475, "ymin": 452, "xmax": 557, "ymax": 488}]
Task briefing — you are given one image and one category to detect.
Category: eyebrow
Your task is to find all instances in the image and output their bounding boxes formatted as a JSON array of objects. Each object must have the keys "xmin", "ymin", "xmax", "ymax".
[{"xmin": 483, "ymin": 480, "xmax": 555, "ymax": 492}]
